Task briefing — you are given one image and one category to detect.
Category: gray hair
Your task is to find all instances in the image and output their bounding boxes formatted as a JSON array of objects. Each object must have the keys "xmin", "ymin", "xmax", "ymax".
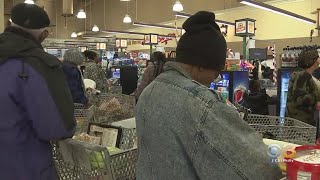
[{"xmin": 63, "ymin": 49, "xmax": 85, "ymax": 65}]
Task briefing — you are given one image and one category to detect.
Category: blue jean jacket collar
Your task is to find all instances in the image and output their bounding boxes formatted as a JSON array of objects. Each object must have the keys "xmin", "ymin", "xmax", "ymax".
[{"xmin": 163, "ymin": 61, "xmax": 223, "ymax": 101}]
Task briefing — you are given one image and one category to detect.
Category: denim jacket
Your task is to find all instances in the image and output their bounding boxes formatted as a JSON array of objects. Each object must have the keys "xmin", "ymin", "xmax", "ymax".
[{"xmin": 136, "ymin": 61, "xmax": 282, "ymax": 180}]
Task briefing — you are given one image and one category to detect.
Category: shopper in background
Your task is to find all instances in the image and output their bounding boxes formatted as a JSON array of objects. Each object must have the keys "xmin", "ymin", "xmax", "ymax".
[
  {"xmin": 83, "ymin": 50, "xmax": 109, "ymax": 93},
  {"xmin": 243, "ymin": 80, "xmax": 270, "ymax": 115},
  {"xmin": 132, "ymin": 51, "xmax": 166, "ymax": 100},
  {"xmin": 286, "ymin": 49, "xmax": 320, "ymax": 126},
  {"xmin": 62, "ymin": 49, "xmax": 89, "ymax": 106},
  {"xmin": 135, "ymin": 11, "xmax": 281, "ymax": 180},
  {"xmin": 0, "ymin": 3, "xmax": 75, "ymax": 180}
]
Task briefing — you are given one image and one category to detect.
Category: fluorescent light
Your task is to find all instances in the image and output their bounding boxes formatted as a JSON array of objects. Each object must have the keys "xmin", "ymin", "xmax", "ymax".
[
  {"xmin": 76, "ymin": 9, "xmax": 86, "ymax": 19},
  {"xmin": 239, "ymin": 0, "xmax": 316, "ymax": 24},
  {"xmin": 71, "ymin": 32, "xmax": 78, "ymax": 38},
  {"xmin": 123, "ymin": 14, "xmax": 132, "ymax": 23},
  {"xmin": 92, "ymin": 25, "xmax": 100, "ymax": 32},
  {"xmin": 173, "ymin": 1, "xmax": 183, "ymax": 12},
  {"xmin": 133, "ymin": 22, "xmax": 182, "ymax": 30},
  {"xmin": 24, "ymin": 0, "xmax": 34, "ymax": 4},
  {"xmin": 175, "ymin": 12, "xmax": 235, "ymax": 26}
]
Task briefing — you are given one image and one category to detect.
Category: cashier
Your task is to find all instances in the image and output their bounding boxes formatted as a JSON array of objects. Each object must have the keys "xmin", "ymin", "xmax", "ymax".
[{"xmin": 286, "ymin": 49, "xmax": 320, "ymax": 126}]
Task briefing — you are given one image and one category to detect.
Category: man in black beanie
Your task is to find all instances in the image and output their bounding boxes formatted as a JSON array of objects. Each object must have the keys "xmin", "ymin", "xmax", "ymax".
[
  {"xmin": 135, "ymin": 11, "xmax": 281, "ymax": 179},
  {"xmin": 0, "ymin": 3, "xmax": 75, "ymax": 180}
]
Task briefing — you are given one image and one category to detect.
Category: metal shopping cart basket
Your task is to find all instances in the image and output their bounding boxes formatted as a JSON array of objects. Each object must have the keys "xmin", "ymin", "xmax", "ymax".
[
  {"xmin": 234, "ymin": 103, "xmax": 251, "ymax": 120},
  {"xmin": 108, "ymin": 86, "xmax": 122, "ymax": 94},
  {"xmin": 53, "ymin": 139, "xmax": 137, "ymax": 180},
  {"xmin": 245, "ymin": 114, "xmax": 316, "ymax": 145},
  {"xmin": 88, "ymin": 118, "xmax": 137, "ymax": 151},
  {"xmin": 94, "ymin": 93, "xmax": 135, "ymax": 124},
  {"xmin": 74, "ymin": 104, "xmax": 95, "ymax": 134}
]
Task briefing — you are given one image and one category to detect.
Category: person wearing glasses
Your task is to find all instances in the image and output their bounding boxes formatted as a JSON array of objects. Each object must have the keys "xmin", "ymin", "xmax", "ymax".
[{"xmin": 286, "ymin": 49, "xmax": 320, "ymax": 126}]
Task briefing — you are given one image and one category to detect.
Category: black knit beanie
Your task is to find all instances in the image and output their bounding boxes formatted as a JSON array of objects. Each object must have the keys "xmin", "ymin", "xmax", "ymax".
[
  {"xmin": 176, "ymin": 11, "xmax": 227, "ymax": 70},
  {"xmin": 11, "ymin": 3, "xmax": 50, "ymax": 29}
]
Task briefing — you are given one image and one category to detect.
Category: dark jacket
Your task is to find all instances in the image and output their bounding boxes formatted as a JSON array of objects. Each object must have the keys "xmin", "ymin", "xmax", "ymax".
[
  {"xmin": 0, "ymin": 27, "xmax": 76, "ymax": 180},
  {"xmin": 62, "ymin": 61, "xmax": 88, "ymax": 104},
  {"xmin": 243, "ymin": 89, "xmax": 270, "ymax": 115},
  {"xmin": 286, "ymin": 68, "xmax": 320, "ymax": 126},
  {"xmin": 133, "ymin": 62, "xmax": 161, "ymax": 99}
]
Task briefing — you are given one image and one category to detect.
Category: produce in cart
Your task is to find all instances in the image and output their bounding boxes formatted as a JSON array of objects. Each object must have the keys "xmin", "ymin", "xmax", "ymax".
[{"xmin": 72, "ymin": 133, "xmax": 123, "ymax": 169}]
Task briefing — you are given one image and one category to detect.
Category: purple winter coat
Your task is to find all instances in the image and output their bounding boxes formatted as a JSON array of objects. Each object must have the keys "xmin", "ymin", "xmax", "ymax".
[{"xmin": 0, "ymin": 27, "xmax": 76, "ymax": 180}]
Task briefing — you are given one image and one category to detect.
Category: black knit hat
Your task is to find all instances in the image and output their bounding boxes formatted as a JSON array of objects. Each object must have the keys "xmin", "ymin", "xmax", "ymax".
[
  {"xmin": 176, "ymin": 11, "xmax": 227, "ymax": 70},
  {"xmin": 11, "ymin": 3, "xmax": 50, "ymax": 29}
]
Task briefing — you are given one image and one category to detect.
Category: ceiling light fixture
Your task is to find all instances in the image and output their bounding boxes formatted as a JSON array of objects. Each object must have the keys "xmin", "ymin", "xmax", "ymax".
[
  {"xmin": 77, "ymin": 9, "xmax": 86, "ymax": 19},
  {"xmin": 92, "ymin": 25, "xmax": 100, "ymax": 32},
  {"xmin": 239, "ymin": 0, "xmax": 316, "ymax": 24},
  {"xmin": 120, "ymin": 0, "xmax": 131, "ymax": 1},
  {"xmin": 24, "ymin": 0, "xmax": 35, "ymax": 4},
  {"xmin": 123, "ymin": 14, "xmax": 132, "ymax": 23},
  {"xmin": 133, "ymin": 22, "xmax": 182, "ymax": 30},
  {"xmin": 175, "ymin": 12, "xmax": 235, "ymax": 26},
  {"xmin": 71, "ymin": 32, "xmax": 78, "ymax": 38},
  {"xmin": 173, "ymin": 1, "xmax": 183, "ymax": 12}
]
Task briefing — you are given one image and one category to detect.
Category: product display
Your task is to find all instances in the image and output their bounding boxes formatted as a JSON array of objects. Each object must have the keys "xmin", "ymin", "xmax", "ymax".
[
  {"xmin": 277, "ymin": 68, "xmax": 295, "ymax": 118},
  {"xmin": 210, "ymin": 71, "xmax": 249, "ymax": 104},
  {"xmin": 281, "ymin": 45, "xmax": 320, "ymax": 68}
]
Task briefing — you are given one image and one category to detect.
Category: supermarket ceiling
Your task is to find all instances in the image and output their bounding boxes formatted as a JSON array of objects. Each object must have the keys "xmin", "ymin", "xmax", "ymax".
[{"xmin": 4, "ymin": 0, "xmax": 273, "ymax": 29}]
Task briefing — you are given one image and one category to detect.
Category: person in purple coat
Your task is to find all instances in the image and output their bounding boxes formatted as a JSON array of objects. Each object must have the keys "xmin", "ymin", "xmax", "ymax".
[{"xmin": 0, "ymin": 3, "xmax": 76, "ymax": 180}]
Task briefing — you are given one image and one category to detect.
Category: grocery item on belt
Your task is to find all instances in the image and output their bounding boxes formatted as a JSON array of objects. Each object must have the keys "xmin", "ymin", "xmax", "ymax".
[{"xmin": 285, "ymin": 145, "xmax": 320, "ymax": 180}]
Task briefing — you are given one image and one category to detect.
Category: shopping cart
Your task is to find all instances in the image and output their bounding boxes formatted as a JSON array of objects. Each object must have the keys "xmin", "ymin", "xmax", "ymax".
[
  {"xmin": 109, "ymin": 86, "xmax": 122, "ymax": 94},
  {"xmin": 54, "ymin": 117, "xmax": 137, "ymax": 180},
  {"xmin": 94, "ymin": 93, "xmax": 135, "ymax": 124},
  {"xmin": 245, "ymin": 114, "xmax": 316, "ymax": 145},
  {"xmin": 234, "ymin": 103, "xmax": 251, "ymax": 120},
  {"xmin": 74, "ymin": 103, "xmax": 95, "ymax": 134},
  {"xmin": 53, "ymin": 140, "xmax": 137, "ymax": 180},
  {"xmin": 88, "ymin": 118, "xmax": 137, "ymax": 151}
]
